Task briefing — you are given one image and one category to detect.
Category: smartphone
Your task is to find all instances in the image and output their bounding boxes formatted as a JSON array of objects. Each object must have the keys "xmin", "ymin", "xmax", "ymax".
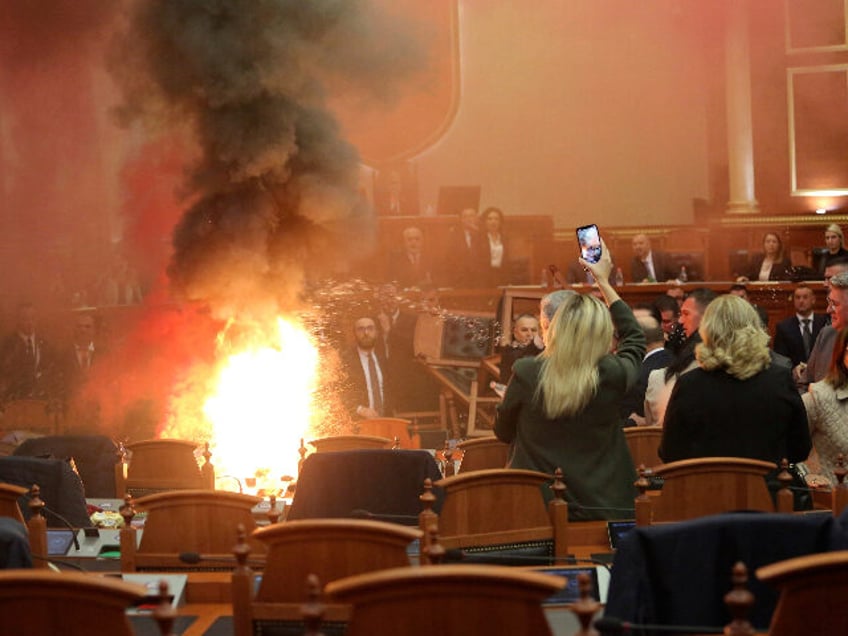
[{"xmin": 576, "ymin": 224, "xmax": 602, "ymax": 264}]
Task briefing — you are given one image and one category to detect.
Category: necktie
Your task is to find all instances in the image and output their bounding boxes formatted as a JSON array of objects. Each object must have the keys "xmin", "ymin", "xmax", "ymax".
[
  {"xmin": 25, "ymin": 338, "xmax": 35, "ymax": 367},
  {"xmin": 801, "ymin": 318, "xmax": 812, "ymax": 358},
  {"xmin": 367, "ymin": 353, "xmax": 383, "ymax": 416},
  {"xmin": 644, "ymin": 259, "xmax": 656, "ymax": 282}
]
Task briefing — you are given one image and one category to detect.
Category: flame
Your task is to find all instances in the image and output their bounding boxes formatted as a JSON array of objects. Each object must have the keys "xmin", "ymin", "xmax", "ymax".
[{"xmin": 163, "ymin": 315, "xmax": 330, "ymax": 496}]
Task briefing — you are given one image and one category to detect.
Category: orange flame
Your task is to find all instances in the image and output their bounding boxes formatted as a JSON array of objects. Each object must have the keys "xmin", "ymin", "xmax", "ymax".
[{"xmin": 163, "ymin": 315, "xmax": 332, "ymax": 495}]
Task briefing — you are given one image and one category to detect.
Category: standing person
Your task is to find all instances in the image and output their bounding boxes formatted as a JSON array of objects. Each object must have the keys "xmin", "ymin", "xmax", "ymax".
[
  {"xmin": 630, "ymin": 234, "xmax": 676, "ymax": 283},
  {"xmin": 0, "ymin": 303, "xmax": 54, "ymax": 402},
  {"xmin": 773, "ymin": 285, "xmax": 828, "ymax": 368},
  {"xmin": 443, "ymin": 207, "xmax": 481, "ymax": 287},
  {"xmin": 477, "ymin": 207, "xmax": 511, "ymax": 286},
  {"xmin": 58, "ymin": 312, "xmax": 105, "ymax": 428},
  {"xmin": 796, "ymin": 261, "xmax": 848, "ymax": 387},
  {"xmin": 659, "ymin": 295, "xmax": 810, "ymax": 465},
  {"xmin": 644, "ymin": 288, "xmax": 717, "ymax": 426},
  {"xmin": 621, "ymin": 315, "xmax": 673, "ymax": 426},
  {"xmin": 802, "ymin": 328, "xmax": 848, "ymax": 485},
  {"xmin": 495, "ymin": 240, "xmax": 645, "ymax": 520}
]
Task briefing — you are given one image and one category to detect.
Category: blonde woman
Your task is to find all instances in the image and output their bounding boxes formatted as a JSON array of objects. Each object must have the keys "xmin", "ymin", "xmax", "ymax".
[
  {"xmin": 495, "ymin": 240, "xmax": 645, "ymax": 521},
  {"xmin": 659, "ymin": 295, "xmax": 810, "ymax": 464},
  {"xmin": 821, "ymin": 223, "xmax": 848, "ymax": 274}
]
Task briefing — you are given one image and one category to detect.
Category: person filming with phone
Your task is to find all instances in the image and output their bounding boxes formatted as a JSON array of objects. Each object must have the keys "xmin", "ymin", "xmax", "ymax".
[{"xmin": 495, "ymin": 235, "xmax": 646, "ymax": 521}]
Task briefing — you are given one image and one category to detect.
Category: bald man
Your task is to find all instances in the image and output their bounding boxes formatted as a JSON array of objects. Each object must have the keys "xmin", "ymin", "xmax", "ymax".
[{"xmin": 630, "ymin": 234, "xmax": 677, "ymax": 283}]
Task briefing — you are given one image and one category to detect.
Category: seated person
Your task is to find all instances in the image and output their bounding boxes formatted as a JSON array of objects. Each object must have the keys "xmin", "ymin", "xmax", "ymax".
[
  {"xmin": 499, "ymin": 314, "xmax": 543, "ymax": 385},
  {"xmin": 739, "ymin": 232, "xmax": 795, "ymax": 282}
]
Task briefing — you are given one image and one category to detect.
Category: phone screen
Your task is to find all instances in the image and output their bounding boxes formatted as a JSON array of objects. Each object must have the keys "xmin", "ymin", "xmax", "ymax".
[{"xmin": 576, "ymin": 224, "xmax": 602, "ymax": 264}]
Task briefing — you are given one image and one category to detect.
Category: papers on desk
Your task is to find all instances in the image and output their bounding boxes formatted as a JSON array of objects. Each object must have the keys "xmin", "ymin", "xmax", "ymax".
[{"xmin": 123, "ymin": 574, "xmax": 187, "ymax": 613}]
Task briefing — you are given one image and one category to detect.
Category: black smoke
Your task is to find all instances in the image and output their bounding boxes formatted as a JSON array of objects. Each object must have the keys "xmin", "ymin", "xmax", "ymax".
[{"xmin": 109, "ymin": 0, "xmax": 425, "ymax": 317}]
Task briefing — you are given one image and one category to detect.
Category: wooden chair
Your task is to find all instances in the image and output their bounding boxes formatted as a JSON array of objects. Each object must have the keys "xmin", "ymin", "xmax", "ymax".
[
  {"xmin": 232, "ymin": 519, "xmax": 421, "ymax": 636},
  {"xmin": 623, "ymin": 425, "xmax": 663, "ymax": 469},
  {"xmin": 115, "ymin": 438, "xmax": 214, "ymax": 499},
  {"xmin": 645, "ymin": 457, "xmax": 775, "ymax": 523},
  {"xmin": 455, "ymin": 436, "xmax": 509, "ymax": 472},
  {"xmin": 433, "ymin": 468, "xmax": 568, "ymax": 563},
  {"xmin": 120, "ymin": 489, "xmax": 264, "ymax": 571},
  {"xmin": 308, "ymin": 435, "xmax": 394, "ymax": 453},
  {"xmin": 353, "ymin": 417, "xmax": 421, "ymax": 449},
  {"xmin": 325, "ymin": 564, "xmax": 564, "ymax": 636},
  {"xmin": 0, "ymin": 571, "xmax": 147, "ymax": 636},
  {"xmin": 0, "ymin": 483, "xmax": 48, "ymax": 568},
  {"xmin": 756, "ymin": 551, "xmax": 848, "ymax": 636},
  {"xmin": 0, "ymin": 398, "xmax": 61, "ymax": 435}
]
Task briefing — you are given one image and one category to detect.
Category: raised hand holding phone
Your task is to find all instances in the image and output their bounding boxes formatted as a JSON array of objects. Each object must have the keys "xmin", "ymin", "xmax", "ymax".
[{"xmin": 576, "ymin": 224, "xmax": 602, "ymax": 264}]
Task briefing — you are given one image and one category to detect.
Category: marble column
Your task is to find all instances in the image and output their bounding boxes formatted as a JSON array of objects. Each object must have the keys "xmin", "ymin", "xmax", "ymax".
[{"xmin": 725, "ymin": 0, "xmax": 760, "ymax": 215}]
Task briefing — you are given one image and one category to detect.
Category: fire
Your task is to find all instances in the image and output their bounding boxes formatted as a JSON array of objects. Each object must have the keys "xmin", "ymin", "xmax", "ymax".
[{"xmin": 163, "ymin": 315, "xmax": 326, "ymax": 496}]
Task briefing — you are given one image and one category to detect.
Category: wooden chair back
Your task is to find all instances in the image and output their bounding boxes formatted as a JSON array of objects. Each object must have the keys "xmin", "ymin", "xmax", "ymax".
[
  {"xmin": 434, "ymin": 468, "xmax": 567, "ymax": 560},
  {"xmin": 623, "ymin": 425, "xmax": 663, "ymax": 469},
  {"xmin": 121, "ymin": 489, "xmax": 263, "ymax": 571},
  {"xmin": 1, "ymin": 399, "xmax": 60, "ymax": 435},
  {"xmin": 649, "ymin": 457, "xmax": 775, "ymax": 523},
  {"xmin": 354, "ymin": 418, "xmax": 421, "ymax": 449},
  {"xmin": 232, "ymin": 519, "xmax": 420, "ymax": 636},
  {"xmin": 0, "ymin": 482, "xmax": 49, "ymax": 568},
  {"xmin": 309, "ymin": 435, "xmax": 393, "ymax": 453},
  {"xmin": 116, "ymin": 438, "xmax": 213, "ymax": 498},
  {"xmin": 325, "ymin": 564, "xmax": 563, "ymax": 636},
  {"xmin": 756, "ymin": 551, "xmax": 848, "ymax": 636},
  {"xmin": 0, "ymin": 571, "xmax": 145, "ymax": 636},
  {"xmin": 455, "ymin": 436, "xmax": 509, "ymax": 472}
]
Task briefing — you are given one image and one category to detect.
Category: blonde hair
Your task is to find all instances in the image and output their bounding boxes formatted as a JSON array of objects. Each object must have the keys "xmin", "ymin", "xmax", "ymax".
[
  {"xmin": 696, "ymin": 295, "xmax": 770, "ymax": 380},
  {"xmin": 536, "ymin": 293, "xmax": 613, "ymax": 418},
  {"xmin": 826, "ymin": 223, "xmax": 844, "ymax": 247}
]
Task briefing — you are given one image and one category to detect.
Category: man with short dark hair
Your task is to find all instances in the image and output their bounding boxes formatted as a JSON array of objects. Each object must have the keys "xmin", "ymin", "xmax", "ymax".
[
  {"xmin": 343, "ymin": 315, "xmax": 392, "ymax": 419},
  {"xmin": 773, "ymin": 285, "xmax": 828, "ymax": 367},
  {"xmin": 620, "ymin": 314, "xmax": 673, "ymax": 426}
]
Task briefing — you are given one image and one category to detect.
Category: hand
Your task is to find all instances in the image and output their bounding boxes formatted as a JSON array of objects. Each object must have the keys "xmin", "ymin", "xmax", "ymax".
[
  {"xmin": 578, "ymin": 238, "xmax": 613, "ymax": 284},
  {"xmin": 792, "ymin": 362, "xmax": 807, "ymax": 383}
]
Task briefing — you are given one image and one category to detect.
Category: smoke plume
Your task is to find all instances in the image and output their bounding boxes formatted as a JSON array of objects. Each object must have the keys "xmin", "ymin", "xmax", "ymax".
[{"xmin": 110, "ymin": 0, "xmax": 425, "ymax": 317}]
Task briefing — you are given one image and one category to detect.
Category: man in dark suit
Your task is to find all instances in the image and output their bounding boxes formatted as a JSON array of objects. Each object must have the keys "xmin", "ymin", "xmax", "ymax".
[
  {"xmin": 0, "ymin": 303, "xmax": 54, "ymax": 402},
  {"xmin": 773, "ymin": 284, "xmax": 828, "ymax": 367},
  {"xmin": 342, "ymin": 315, "xmax": 392, "ymax": 420},
  {"xmin": 442, "ymin": 208, "xmax": 482, "ymax": 287},
  {"xmin": 57, "ymin": 312, "xmax": 107, "ymax": 411},
  {"xmin": 621, "ymin": 314, "xmax": 673, "ymax": 425},
  {"xmin": 385, "ymin": 226, "xmax": 437, "ymax": 288},
  {"xmin": 630, "ymin": 233, "xmax": 677, "ymax": 283}
]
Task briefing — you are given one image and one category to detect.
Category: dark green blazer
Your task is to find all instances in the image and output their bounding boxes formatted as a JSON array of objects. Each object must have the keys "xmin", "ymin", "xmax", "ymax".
[{"xmin": 495, "ymin": 300, "xmax": 645, "ymax": 521}]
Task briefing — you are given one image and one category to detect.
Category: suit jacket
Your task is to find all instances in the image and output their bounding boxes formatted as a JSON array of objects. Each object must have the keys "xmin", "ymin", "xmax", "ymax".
[
  {"xmin": 772, "ymin": 313, "xmax": 828, "ymax": 366},
  {"xmin": 495, "ymin": 300, "xmax": 646, "ymax": 520},
  {"xmin": 442, "ymin": 226, "xmax": 483, "ymax": 287},
  {"xmin": 630, "ymin": 250, "xmax": 677, "ymax": 283},
  {"xmin": 379, "ymin": 311, "xmax": 440, "ymax": 412},
  {"xmin": 56, "ymin": 343, "xmax": 105, "ymax": 400},
  {"xmin": 385, "ymin": 250, "xmax": 437, "ymax": 288},
  {"xmin": 0, "ymin": 332, "xmax": 54, "ymax": 400},
  {"xmin": 805, "ymin": 325, "xmax": 837, "ymax": 385},
  {"xmin": 620, "ymin": 347, "xmax": 674, "ymax": 421},
  {"xmin": 341, "ymin": 347, "xmax": 393, "ymax": 418},
  {"xmin": 745, "ymin": 255, "xmax": 796, "ymax": 281},
  {"xmin": 659, "ymin": 363, "xmax": 811, "ymax": 464}
]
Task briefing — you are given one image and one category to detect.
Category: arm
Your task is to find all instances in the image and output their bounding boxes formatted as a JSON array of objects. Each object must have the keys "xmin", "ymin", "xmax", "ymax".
[
  {"xmin": 657, "ymin": 377, "xmax": 689, "ymax": 462},
  {"xmin": 494, "ymin": 364, "xmax": 529, "ymax": 444},
  {"xmin": 579, "ymin": 238, "xmax": 620, "ymax": 305},
  {"xmin": 784, "ymin": 375, "xmax": 812, "ymax": 463}
]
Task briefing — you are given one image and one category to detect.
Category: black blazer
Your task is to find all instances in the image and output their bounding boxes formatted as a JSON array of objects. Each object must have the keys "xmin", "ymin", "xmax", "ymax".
[
  {"xmin": 772, "ymin": 313, "xmax": 828, "ymax": 367},
  {"xmin": 659, "ymin": 363, "xmax": 811, "ymax": 464},
  {"xmin": 630, "ymin": 251, "xmax": 677, "ymax": 282},
  {"xmin": 341, "ymin": 347, "xmax": 393, "ymax": 417},
  {"xmin": 745, "ymin": 255, "xmax": 796, "ymax": 281}
]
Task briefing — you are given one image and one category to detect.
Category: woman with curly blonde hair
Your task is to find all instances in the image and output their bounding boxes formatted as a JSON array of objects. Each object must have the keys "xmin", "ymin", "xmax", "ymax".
[{"xmin": 659, "ymin": 294, "xmax": 810, "ymax": 464}]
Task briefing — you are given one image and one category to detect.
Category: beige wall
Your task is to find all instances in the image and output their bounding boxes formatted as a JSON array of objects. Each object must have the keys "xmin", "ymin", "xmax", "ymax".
[{"xmin": 415, "ymin": 1, "xmax": 717, "ymax": 228}]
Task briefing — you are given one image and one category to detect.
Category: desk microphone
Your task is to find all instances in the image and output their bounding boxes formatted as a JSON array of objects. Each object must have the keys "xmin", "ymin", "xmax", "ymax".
[
  {"xmin": 178, "ymin": 551, "xmax": 265, "ymax": 567},
  {"xmin": 594, "ymin": 616, "xmax": 723, "ymax": 634},
  {"xmin": 30, "ymin": 554, "xmax": 87, "ymax": 572},
  {"xmin": 38, "ymin": 504, "xmax": 81, "ymax": 552}
]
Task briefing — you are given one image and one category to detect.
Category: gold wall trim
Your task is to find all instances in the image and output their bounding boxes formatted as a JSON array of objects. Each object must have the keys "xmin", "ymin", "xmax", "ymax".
[{"xmin": 784, "ymin": 0, "xmax": 848, "ymax": 54}]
